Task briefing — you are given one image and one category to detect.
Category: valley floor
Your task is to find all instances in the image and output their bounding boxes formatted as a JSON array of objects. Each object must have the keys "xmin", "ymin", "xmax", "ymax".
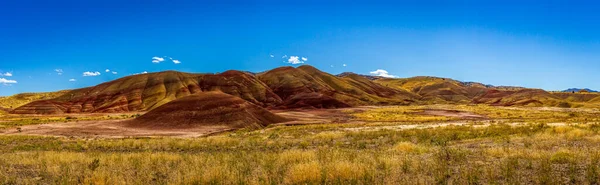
[{"xmin": 1, "ymin": 105, "xmax": 600, "ymax": 184}]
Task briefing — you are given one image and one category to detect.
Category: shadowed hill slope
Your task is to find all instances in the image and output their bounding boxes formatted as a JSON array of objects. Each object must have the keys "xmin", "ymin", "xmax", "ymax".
[{"xmin": 126, "ymin": 92, "xmax": 289, "ymax": 129}]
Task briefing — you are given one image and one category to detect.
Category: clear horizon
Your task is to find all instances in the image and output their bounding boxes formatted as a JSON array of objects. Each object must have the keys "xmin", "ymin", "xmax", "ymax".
[{"xmin": 1, "ymin": 1, "xmax": 600, "ymax": 96}]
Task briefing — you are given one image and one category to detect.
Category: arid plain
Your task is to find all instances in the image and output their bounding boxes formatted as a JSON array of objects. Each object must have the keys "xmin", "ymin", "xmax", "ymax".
[{"xmin": 2, "ymin": 66, "xmax": 600, "ymax": 184}]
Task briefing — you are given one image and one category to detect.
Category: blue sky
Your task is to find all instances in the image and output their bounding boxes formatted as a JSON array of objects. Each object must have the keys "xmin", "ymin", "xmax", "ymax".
[{"xmin": 1, "ymin": 0, "xmax": 600, "ymax": 96}]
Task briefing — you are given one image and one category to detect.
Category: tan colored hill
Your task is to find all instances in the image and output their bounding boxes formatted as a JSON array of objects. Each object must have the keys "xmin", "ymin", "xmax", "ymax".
[
  {"xmin": 0, "ymin": 90, "xmax": 70, "ymax": 109},
  {"xmin": 126, "ymin": 92, "xmax": 289, "ymax": 129},
  {"xmin": 374, "ymin": 77, "xmax": 600, "ymax": 108},
  {"xmin": 472, "ymin": 89, "xmax": 564, "ymax": 107},
  {"xmin": 374, "ymin": 76, "xmax": 488, "ymax": 104},
  {"xmin": 12, "ymin": 71, "xmax": 282, "ymax": 114}
]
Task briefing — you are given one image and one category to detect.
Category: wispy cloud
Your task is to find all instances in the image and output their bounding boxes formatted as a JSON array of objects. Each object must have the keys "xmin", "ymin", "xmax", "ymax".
[
  {"xmin": 282, "ymin": 55, "xmax": 287, "ymax": 59},
  {"xmin": 370, "ymin": 69, "xmax": 398, "ymax": 78},
  {"xmin": 270, "ymin": 54, "xmax": 274, "ymax": 58},
  {"xmin": 287, "ymin": 56, "xmax": 305, "ymax": 64},
  {"xmin": 112, "ymin": 71, "xmax": 118, "ymax": 74},
  {"xmin": 0, "ymin": 78, "xmax": 17, "ymax": 84},
  {"xmin": 301, "ymin": 57, "xmax": 308, "ymax": 61},
  {"xmin": 69, "ymin": 79, "xmax": 76, "ymax": 82},
  {"xmin": 55, "ymin": 69, "xmax": 63, "ymax": 75},
  {"xmin": 152, "ymin": 56, "xmax": 165, "ymax": 63},
  {"xmin": 343, "ymin": 64, "xmax": 347, "ymax": 67},
  {"xmin": 83, "ymin": 71, "xmax": 101, "ymax": 77},
  {"xmin": 1, "ymin": 72, "xmax": 13, "ymax": 77},
  {"xmin": 153, "ymin": 56, "xmax": 181, "ymax": 64},
  {"xmin": 105, "ymin": 69, "xmax": 110, "ymax": 72}
]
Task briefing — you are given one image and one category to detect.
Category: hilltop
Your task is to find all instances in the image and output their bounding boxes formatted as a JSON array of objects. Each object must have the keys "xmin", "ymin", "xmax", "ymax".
[{"xmin": 6, "ymin": 65, "xmax": 600, "ymax": 114}]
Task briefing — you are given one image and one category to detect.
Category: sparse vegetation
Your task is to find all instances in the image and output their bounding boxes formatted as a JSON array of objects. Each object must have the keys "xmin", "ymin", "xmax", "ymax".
[{"xmin": 1, "ymin": 105, "xmax": 600, "ymax": 184}]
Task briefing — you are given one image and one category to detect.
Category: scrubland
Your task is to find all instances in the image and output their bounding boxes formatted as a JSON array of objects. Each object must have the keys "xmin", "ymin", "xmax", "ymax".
[{"xmin": 1, "ymin": 105, "xmax": 600, "ymax": 184}]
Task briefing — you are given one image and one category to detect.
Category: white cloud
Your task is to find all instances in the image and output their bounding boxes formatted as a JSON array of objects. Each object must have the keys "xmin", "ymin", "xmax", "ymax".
[
  {"xmin": 282, "ymin": 55, "xmax": 287, "ymax": 58},
  {"xmin": 301, "ymin": 57, "xmax": 308, "ymax": 61},
  {"xmin": 287, "ymin": 56, "xmax": 304, "ymax": 64},
  {"xmin": 112, "ymin": 71, "xmax": 117, "ymax": 74},
  {"xmin": 83, "ymin": 71, "xmax": 101, "ymax": 77},
  {"xmin": 369, "ymin": 69, "xmax": 398, "ymax": 78},
  {"xmin": 152, "ymin": 56, "xmax": 165, "ymax": 63},
  {"xmin": 1, "ymin": 72, "xmax": 13, "ymax": 77},
  {"xmin": 0, "ymin": 78, "xmax": 17, "ymax": 84},
  {"xmin": 133, "ymin": 71, "xmax": 148, "ymax": 75},
  {"xmin": 270, "ymin": 54, "xmax": 274, "ymax": 58},
  {"xmin": 343, "ymin": 64, "xmax": 347, "ymax": 67},
  {"xmin": 69, "ymin": 79, "xmax": 76, "ymax": 82},
  {"xmin": 105, "ymin": 69, "xmax": 110, "ymax": 72},
  {"xmin": 173, "ymin": 59, "xmax": 181, "ymax": 64},
  {"xmin": 55, "ymin": 69, "xmax": 63, "ymax": 75}
]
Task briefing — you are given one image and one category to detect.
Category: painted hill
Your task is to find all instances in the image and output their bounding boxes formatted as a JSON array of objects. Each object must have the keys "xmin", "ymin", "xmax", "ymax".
[
  {"xmin": 126, "ymin": 92, "xmax": 288, "ymax": 129},
  {"xmin": 374, "ymin": 76, "xmax": 488, "ymax": 104},
  {"xmin": 6, "ymin": 65, "xmax": 600, "ymax": 114},
  {"xmin": 11, "ymin": 71, "xmax": 282, "ymax": 114},
  {"xmin": 257, "ymin": 66, "xmax": 416, "ymax": 108}
]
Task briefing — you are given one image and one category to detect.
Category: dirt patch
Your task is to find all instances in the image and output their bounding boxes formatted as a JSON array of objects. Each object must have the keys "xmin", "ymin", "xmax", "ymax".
[
  {"xmin": 413, "ymin": 109, "xmax": 487, "ymax": 119},
  {"xmin": 0, "ymin": 119, "xmax": 231, "ymax": 138}
]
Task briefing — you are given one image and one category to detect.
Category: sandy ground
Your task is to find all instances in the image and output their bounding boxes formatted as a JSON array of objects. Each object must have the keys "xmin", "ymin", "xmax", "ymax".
[{"xmin": 0, "ymin": 119, "xmax": 232, "ymax": 138}]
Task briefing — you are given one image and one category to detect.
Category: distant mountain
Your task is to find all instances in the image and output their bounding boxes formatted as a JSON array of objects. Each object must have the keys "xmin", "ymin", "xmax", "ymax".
[
  {"xmin": 563, "ymin": 88, "xmax": 598, "ymax": 93},
  {"xmin": 336, "ymin": 72, "xmax": 384, "ymax": 80}
]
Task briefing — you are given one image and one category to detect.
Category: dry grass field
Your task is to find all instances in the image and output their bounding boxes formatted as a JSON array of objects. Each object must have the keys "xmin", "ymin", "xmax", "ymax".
[{"xmin": 1, "ymin": 105, "xmax": 600, "ymax": 184}]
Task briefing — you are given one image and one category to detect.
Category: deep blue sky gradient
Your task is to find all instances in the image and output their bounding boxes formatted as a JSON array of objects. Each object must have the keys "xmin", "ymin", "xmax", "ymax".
[{"xmin": 1, "ymin": 0, "xmax": 599, "ymax": 96}]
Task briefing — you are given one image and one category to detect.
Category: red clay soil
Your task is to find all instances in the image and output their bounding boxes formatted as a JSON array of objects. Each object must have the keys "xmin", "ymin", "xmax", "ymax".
[{"xmin": 125, "ymin": 92, "xmax": 290, "ymax": 129}]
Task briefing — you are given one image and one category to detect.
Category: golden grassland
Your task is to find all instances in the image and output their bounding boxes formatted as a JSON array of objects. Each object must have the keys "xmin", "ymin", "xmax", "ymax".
[
  {"xmin": 2, "ymin": 105, "xmax": 600, "ymax": 184},
  {"xmin": 353, "ymin": 104, "xmax": 600, "ymax": 123}
]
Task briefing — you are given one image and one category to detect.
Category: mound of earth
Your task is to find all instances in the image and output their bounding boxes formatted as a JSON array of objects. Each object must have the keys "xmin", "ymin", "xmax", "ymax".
[
  {"xmin": 11, "ymin": 71, "xmax": 282, "ymax": 114},
  {"xmin": 126, "ymin": 92, "xmax": 289, "ymax": 129}
]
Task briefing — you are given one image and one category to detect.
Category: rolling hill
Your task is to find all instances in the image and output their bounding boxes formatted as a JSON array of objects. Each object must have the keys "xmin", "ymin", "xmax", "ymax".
[
  {"xmin": 257, "ymin": 66, "xmax": 416, "ymax": 108},
  {"xmin": 6, "ymin": 65, "xmax": 600, "ymax": 114},
  {"xmin": 126, "ymin": 91, "xmax": 288, "ymax": 129},
  {"xmin": 0, "ymin": 90, "xmax": 70, "ymax": 110},
  {"xmin": 11, "ymin": 71, "xmax": 282, "ymax": 114}
]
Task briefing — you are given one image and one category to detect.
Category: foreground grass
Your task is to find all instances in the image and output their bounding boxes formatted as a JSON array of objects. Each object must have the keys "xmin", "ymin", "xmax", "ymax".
[
  {"xmin": 354, "ymin": 104, "xmax": 600, "ymax": 123},
  {"xmin": 3, "ymin": 122, "xmax": 600, "ymax": 184}
]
